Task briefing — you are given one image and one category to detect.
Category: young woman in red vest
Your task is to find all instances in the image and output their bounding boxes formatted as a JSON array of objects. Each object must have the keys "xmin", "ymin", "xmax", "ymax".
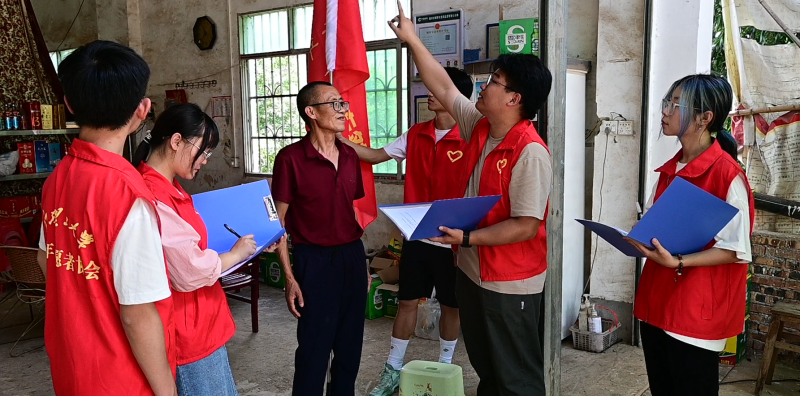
[
  {"xmin": 131, "ymin": 104, "xmax": 276, "ymax": 396},
  {"xmin": 628, "ymin": 74, "xmax": 754, "ymax": 396}
]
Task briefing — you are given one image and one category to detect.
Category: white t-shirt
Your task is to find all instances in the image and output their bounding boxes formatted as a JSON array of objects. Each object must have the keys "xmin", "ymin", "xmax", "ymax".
[
  {"xmin": 384, "ymin": 126, "xmax": 454, "ymax": 249},
  {"xmin": 382, "ymin": 128, "xmax": 452, "ymax": 161},
  {"xmin": 40, "ymin": 198, "xmax": 171, "ymax": 305},
  {"xmin": 645, "ymin": 161, "xmax": 752, "ymax": 352}
]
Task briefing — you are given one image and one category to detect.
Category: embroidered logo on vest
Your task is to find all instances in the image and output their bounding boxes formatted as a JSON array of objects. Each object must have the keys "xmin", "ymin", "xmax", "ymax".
[
  {"xmin": 447, "ymin": 150, "xmax": 463, "ymax": 162},
  {"xmin": 496, "ymin": 158, "xmax": 508, "ymax": 174}
]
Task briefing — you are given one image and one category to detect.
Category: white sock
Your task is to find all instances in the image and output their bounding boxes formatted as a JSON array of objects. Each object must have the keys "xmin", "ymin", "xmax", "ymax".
[
  {"xmin": 439, "ymin": 338, "xmax": 457, "ymax": 364},
  {"xmin": 387, "ymin": 337, "xmax": 409, "ymax": 370}
]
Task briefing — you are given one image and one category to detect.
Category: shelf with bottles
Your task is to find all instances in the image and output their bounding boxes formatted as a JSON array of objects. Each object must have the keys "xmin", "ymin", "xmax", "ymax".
[
  {"xmin": 0, "ymin": 129, "xmax": 77, "ymax": 137},
  {"xmin": 0, "ymin": 172, "xmax": 52, "ymax": 181}
]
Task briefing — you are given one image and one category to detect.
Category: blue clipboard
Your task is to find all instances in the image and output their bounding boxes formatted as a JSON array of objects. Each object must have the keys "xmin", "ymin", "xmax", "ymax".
[
  {"xmin": 578, "ymin": 177, "xmax": 739, "ymax": 257},
  {"xmin": 379, "ymin": 195, "xmax": 502, "ymax": 241},
  {"xmin": 192, "ymin": 180, "xmax": 286, "ymax": 274}
]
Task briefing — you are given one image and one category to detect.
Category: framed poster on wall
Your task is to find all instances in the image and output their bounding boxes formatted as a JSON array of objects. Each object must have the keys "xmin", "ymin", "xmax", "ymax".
[
  {"xmin": 414, "ymin": 10, "xmax": 465, "ymax": 73},
  {"xmin": 486, "ymin": 23, "xmax": 500, "ymax": 60},
  {"xmin": 415, "ymin": 95, "xmax": 436, "ymax": 124},
  {"xmin": 472, "ymin": 74, "xmax": 489, "ymax": 102}
]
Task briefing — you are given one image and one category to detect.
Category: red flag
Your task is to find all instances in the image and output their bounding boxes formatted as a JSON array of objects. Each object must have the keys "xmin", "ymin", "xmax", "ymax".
[{"xmin": 309, "ymin": 0, "xmax": 377, "ymax": 229}]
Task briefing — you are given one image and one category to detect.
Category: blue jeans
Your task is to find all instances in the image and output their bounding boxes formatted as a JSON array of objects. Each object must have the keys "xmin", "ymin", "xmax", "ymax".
[{"xmin": 176, "ymin": 345, "xmax": 238, "ymax": 396}]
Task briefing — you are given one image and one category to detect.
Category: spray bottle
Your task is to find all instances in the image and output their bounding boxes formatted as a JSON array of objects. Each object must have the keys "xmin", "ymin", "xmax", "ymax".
[{"xmin": 578, "ymin": 294, "xmax": 589, "ymax": 331}]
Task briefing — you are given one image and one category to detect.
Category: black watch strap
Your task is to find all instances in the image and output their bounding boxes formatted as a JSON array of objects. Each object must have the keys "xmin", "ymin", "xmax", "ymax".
[{"xmin": 461, "ymin": 231, "xmax": 472, "ymax": 248}]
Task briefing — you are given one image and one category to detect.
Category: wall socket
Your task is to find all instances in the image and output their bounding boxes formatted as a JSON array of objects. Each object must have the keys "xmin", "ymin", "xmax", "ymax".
[
  {"xmin": 618, "ymin": 120, "xmax": 634, "ymax": 135},
  {"xmin": 601, "ymin": 120, "xmax": 618, "ymax": 135}
]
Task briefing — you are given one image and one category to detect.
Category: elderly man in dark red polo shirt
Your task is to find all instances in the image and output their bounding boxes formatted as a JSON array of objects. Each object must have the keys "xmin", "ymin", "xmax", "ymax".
[{"xmin": 271, "ymin": 81, "xmax": 369, "ymax": 396}]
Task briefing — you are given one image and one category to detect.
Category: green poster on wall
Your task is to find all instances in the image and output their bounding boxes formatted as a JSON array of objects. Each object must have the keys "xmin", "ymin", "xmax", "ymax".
[{"xmin": 499, "ymin": 18, "xmax": 540, "ymax": 56}]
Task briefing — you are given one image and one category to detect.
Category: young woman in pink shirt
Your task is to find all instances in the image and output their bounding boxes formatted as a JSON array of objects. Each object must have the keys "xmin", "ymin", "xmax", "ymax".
[{"xmin": 132, "ymin": 103, "xmax": 279, "ymax": 396}]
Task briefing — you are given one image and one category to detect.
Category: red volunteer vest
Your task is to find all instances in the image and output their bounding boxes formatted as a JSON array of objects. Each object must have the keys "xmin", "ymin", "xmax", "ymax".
[
  {"xmin": 462, "ymin": 118, "xmax": 549, "ymax": 281},
  {"xmin": 41, "ymin": 139, "xmax": 176, "ymax": 395},
  {"xmin": 404, "ymin": 120, "xmax": 470, "ymax": 204},
  {"xmin": 139, "ymin": 163, "xmax": 236, "ymax": 365},
  {"xmin": 633, "ymin": 141, "xmax": 755, "ymax": 340}
]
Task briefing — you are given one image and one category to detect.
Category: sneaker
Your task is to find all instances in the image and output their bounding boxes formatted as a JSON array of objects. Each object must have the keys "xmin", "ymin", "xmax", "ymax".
[{"xmin": 369, "ymin": 363, "xmax": 401, "ymax": 396}]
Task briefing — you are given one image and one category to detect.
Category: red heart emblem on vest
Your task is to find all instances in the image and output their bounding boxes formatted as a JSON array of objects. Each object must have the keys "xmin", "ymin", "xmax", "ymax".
[{"xmin": 447, "ymin": 150, "xmax": 463, "ymax": 162}]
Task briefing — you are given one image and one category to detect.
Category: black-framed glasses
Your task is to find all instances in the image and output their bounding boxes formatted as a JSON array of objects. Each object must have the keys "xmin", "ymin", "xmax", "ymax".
[
  {"xmin": 486, "ymin": 73, "xmax": 515, "ymax": 92},
  {"xmin": 184, "ymin": 139, "xmax": 212, "ymax": 159},
  {"xmin": 308, "ymin": 101, "xmax": 350, "ymax": 112}
]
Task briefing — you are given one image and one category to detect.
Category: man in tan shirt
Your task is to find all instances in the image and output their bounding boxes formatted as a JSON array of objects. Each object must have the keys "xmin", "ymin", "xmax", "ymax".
[{"xmin": 389, "ymin": 5, "xmax": 553, "ymax": 395}]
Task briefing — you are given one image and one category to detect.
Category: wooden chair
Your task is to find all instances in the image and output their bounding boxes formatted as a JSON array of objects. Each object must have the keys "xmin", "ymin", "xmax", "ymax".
[
  {"xmin": 221, "ymin": 257, "xmax": 260, "ymax": 333},
  {"xmin": 0, "ymin": 246, "xmax": 46, "ymax": 357},
  {"xmin": 755, "ymin": 301, "xmax": 800, "ymax": 394}
]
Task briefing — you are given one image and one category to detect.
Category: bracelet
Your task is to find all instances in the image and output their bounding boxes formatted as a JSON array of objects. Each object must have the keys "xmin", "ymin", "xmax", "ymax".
[{"xmin": 676, "ymin": 254, "xmax": 684, "ymax": 276}]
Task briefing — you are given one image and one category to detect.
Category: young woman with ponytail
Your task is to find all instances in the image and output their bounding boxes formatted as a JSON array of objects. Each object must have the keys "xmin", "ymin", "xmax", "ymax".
[
  {"xmin": 132, "ymin": 103, "xmax": 279, "ymax": 396},
  {"xmin": 627, "ymin": 74, "xmax": 754, "ymax": 396}
]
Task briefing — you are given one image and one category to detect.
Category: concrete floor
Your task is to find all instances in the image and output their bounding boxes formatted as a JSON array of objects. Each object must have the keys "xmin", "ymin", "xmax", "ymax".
[{"xmin": 1, "ymin": 285, "xmax": 800, "ymax": 396}]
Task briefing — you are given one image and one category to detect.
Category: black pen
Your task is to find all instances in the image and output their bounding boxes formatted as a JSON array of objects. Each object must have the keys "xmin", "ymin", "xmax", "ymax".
[{"xmin": 224, "ymin": 224, "xmax": 242, "ymax": 238}]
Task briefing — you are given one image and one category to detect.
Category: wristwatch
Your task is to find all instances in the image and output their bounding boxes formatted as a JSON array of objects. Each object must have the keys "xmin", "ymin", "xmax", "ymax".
[{"xmin": 461, "ymin": 231, "xmax": 472, "ymax": 248}]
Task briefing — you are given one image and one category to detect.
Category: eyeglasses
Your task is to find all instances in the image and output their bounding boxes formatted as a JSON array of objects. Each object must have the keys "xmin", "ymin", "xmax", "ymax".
[
  {"xmin": 486, "ymin": 73, "xmax": 515, "ymax": 92},
  {"xmin": 184, "ymin": 139, "xmax": 212, "ymax": 159},
  {"xmin": 308, "ymin": 100, "xmax": 350, "ymax": 112},
  {"xmin": 661, "ymin": 99, "xmax": 700, "ymax": 116}
]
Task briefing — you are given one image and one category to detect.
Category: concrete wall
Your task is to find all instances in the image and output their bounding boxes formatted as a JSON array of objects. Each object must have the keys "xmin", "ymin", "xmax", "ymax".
[
  {"xmin": 31, "ymin": 0, "xmax": 98, "ymax": 51},
  {"xmin": 588, "ymin": 0, "xmax": 646, "ymax": 342},
  {"xmin": 588, "ymin": 0, "xmax": 716, "ymax": 343},
  {"xmin": 31, "ymin": 0, "xmax": 600, "ymax": 253}
]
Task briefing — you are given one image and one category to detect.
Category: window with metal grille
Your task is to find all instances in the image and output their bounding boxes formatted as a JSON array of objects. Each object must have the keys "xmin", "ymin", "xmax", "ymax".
[{"xmin": 239, "ymin": 1, "xmax": 410, "ymax": 176}]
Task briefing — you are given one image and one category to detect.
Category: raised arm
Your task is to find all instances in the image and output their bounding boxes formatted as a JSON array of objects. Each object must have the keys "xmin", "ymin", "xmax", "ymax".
[
  {"xmin": 336, "ymin": 133, "xmax": 391, "ymax": 164},
  {"xmin": 388, "ymin": 2, "xmax": 461, "ymax": 116}
]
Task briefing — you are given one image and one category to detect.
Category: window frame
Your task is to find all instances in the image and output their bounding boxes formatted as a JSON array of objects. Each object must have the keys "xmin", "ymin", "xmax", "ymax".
[{"xmin": 239, "ymin": 3, "xmax": 411, "ymax": 177}]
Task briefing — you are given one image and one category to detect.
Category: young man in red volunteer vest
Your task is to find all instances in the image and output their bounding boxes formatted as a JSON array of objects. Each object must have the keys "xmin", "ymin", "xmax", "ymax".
[
  {"xmin": 337, "ymin": 67, "xmax": 473, "ymax": 396},
  {"xmin": 389, "ymin": 6, "xmax": 553, "ymax": 396},
  {"xmin": 37, "ymin": 41, "xmax": 177, "ymax": 395}
]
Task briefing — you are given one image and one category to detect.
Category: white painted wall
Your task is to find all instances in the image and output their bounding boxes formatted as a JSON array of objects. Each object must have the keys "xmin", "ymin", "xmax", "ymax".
[{"xmin": 644, "ymin": 0, "xmax": 715, "ymax": 200}]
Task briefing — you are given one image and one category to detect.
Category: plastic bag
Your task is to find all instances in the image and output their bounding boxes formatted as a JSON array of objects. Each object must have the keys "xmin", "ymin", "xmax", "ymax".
[
  {"xmin": 0, "ymin": 151, "xmax": 19, "ymax": 176},
  {"xmin": 415, "ymin": 298, "xmax": 441, "ymax": 341}
]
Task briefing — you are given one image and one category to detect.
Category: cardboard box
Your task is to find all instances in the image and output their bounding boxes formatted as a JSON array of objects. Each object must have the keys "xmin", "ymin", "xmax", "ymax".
[
  {"xmin": 499, "ymin": 18, "xmax": 540, "ymax": 56},
  {"xmin": 40, "ymin": 105, "xmax": 53, "ymax": 130},
  {"xmin": 57, "ymin": 104, "xmax": 67, "ymax": 129},
  {"xmin": 48, "ymin": 142, "xmax": 62, "ymax": 170},
  {"xmin": 34, "ymin": 141, "xmax": 50, "ymax": 173},
  {"xmin": 259, "ymin": 252, "xmax": 291, "ymax": 288},
  {"xmin": 377, "ymin": 283, "xmax": 399, "ymax": 318},
  {"xmin": 20, "ymin": 101, "xmax": 42, "ymax": 130},
  {"xmin": 17, "ymin": 142, "xmax": 35, "ymax": 174},
  {"xmin": 0, "ymin": 196, "xmax": 36, "ymax": 219},
  {"xmin": 366, "ymin": 275, "xmax": 384, "ymax": 319},
  {"xmin": 370, "ymin": 256, "xmax": 400, "ymax": 285},
  {"xmin": 720, "ymin": 317, "xmax": 749, "ymax": 366}
]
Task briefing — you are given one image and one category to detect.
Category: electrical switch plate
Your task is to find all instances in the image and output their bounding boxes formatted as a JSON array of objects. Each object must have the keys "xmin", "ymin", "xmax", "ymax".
[
  {"xmin": 618, "ymin": 121, "xmax": 634, "ymax": 135},
  {"xmin": 601, "ymin": 120, "xmax": 618, "ymax": 135}
]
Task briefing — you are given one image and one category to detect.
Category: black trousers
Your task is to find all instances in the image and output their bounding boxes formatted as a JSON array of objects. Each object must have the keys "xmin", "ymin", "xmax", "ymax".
[
  {"xmin": 291, "ymin": 240, "xmax": 367, "ymax": 396},
  {"xmin": 456, "ymin": 269, "xmax": 545, "ymax": 396},
  {"xmin": 640, "ymin": 321, "xmax": 720, "ymax": 396}
]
